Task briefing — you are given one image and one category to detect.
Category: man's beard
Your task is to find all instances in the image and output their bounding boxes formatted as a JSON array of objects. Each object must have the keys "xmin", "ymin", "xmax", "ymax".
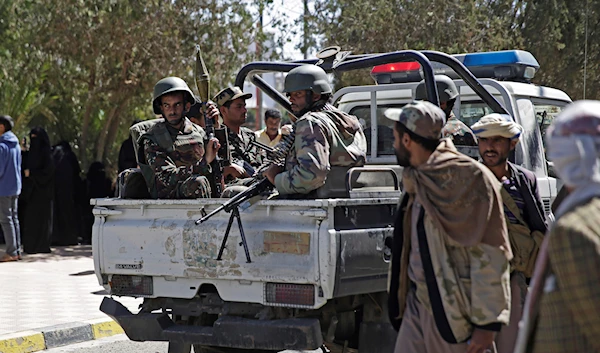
[
  {"xmin": 165, "ymin": 112, "xmax": 184, "ymax": 125},
  {"xmin": 482, "ymin": 151, "xmax": 509, "ymax": 169},
  {"xmin": 395, "ymin": 144, "xmax": 411, "ymax": 167}
]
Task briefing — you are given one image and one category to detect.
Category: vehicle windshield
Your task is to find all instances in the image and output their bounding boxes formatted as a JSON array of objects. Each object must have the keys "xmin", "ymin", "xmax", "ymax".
[
  {"xmin": 350, "ymin": 105, "xmax": 402, "ymax": 157},
  {"xmin": 458, "ymin": 101, "xmax": 495, "ymax": 127}
]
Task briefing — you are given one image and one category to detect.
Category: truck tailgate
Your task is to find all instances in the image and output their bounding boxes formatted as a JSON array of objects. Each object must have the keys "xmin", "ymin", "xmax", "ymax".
[{"xmin": 92, "ymin": 199, "xmax": 328, "ymax": 305}]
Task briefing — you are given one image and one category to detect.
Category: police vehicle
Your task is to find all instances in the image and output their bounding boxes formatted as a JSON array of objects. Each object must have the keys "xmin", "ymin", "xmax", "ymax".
[{"xmin": 335, "ymin": 49, "xmax": 571, "ymax": 215}]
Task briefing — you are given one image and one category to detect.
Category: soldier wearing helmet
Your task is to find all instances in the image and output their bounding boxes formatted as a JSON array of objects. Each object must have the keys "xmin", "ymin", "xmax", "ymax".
[
  {"xmin": 139, "ymin": 77, "xmax": 221, "ymax": 199},
  {"xmin": 415, "ymin": 75, "xmax": 477, "ymax": 146},
  {"xmin": 262, "ymin": 65, "xmax": 367, "ymax": 197}
]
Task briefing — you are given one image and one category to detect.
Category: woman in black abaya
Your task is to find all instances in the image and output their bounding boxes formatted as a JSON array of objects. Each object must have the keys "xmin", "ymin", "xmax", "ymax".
[
  {"xmin": 21, "ymin": 127, "xmax": 55, "ymax": 254},
  {"xmin": 51, "ymin": 141, "xmax": 83, "ymax": 246}
]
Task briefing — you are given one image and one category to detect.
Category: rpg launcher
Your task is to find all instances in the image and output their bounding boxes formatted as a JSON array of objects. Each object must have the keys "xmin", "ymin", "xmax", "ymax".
[{"xmin": 194, "ymin": 45, "xmax": 229, "ymax": 197}]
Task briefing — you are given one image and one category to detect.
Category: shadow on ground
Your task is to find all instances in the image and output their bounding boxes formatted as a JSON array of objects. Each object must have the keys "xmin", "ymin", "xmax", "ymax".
[{"xmin": 0, "ymin": 244, "xmax": 93, "ymax": 263}]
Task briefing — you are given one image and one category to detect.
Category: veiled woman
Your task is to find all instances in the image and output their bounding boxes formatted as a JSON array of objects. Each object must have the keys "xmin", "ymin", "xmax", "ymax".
[{"xmin": 21, "ymin": 127, "xmax": 55, "ymax": 254}]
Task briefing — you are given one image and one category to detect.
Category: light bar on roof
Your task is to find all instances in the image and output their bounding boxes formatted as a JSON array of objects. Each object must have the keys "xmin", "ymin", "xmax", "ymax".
[
  {"xmin": 370, "ymin": 50, "xmax": 540, "ymax": 84},
  {"xmin": 370, "ymin": 62, "xmax": 421, "ymax": 74}
]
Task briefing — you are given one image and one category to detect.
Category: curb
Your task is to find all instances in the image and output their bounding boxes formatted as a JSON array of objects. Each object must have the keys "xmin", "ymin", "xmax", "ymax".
[{"xmin": 0, "ymin": 319, "xmax": 124, "ymax": 353}]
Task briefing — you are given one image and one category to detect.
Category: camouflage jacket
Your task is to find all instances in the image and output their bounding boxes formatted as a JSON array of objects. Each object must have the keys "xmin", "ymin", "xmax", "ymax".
[
  {"xmin": 388, "ymin": 193, "xmax": 511, "ymax": 342},
  {"xmin": 442, "ymin": 112, "xmax": 477, "ymax": 146},
  {"xmin": 141, "ymin": 118, "xmax": 211, "ymax": 199},
  {"xmin": 274, "ymin": 106, "xmax": 367, "ymax": 195},
  {"xmin": 226, "ymin": 125, "xmax": 264, "ymax": 177}
]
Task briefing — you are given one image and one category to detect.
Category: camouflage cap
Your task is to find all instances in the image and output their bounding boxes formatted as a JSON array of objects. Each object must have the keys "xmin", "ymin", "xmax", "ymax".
[
  {"xmin": 213, "ymin": 86, "xmax": 252, "ymax": 107},
  {"xmin": 384, "ymin": 101, "xmax": 446, "ymax": 140}
]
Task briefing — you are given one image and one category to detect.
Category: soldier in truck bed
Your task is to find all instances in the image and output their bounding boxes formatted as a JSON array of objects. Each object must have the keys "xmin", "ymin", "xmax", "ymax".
[
  {"xmin": 415, "ymin": 75, "xmax": 478, "ymax": 146},
  {"xmin": 140, "ymin": 77, "xmax": 221, "ymax": 199},
  {"xmin": 214, "ymin": 86, "xmax": 264, "ymax": 184},
  {"xmin": 262, "ymin": 65, "xmax": 367, "ymax": 197}
]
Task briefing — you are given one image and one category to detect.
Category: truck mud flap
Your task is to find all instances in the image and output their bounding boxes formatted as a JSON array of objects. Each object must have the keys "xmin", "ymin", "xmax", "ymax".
[{"xmin": 100, "ymin": 297, "xmax": 323, "ymax": 350}]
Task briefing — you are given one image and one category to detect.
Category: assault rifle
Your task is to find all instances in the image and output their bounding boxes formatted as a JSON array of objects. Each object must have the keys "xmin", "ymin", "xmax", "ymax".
[
  {"xmin": 195, "ymin": 178, "xmax": 273, "ymax": 263},
  {"xmin": 194, "ymin": 45, "xmax": 228, "ymax": 197},
  {"xmin": 195, "ymin": 127, "xmax": 296, "ymax": 263}
]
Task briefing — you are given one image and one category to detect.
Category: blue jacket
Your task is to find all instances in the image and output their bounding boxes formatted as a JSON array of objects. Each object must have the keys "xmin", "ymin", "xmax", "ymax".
[{"xmin": 0, "ymin": 131, "xmax": 22, "ymax": 196}]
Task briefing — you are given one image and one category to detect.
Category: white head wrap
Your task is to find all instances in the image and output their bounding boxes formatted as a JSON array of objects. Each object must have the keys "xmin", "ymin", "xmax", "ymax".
[
  {"xmin": 547, "ymin": 100, "xmax": 600, "ymax": 188},
  {"xmin": 470, "ymin": 113, "xmax": 523, "ymax": 140}
]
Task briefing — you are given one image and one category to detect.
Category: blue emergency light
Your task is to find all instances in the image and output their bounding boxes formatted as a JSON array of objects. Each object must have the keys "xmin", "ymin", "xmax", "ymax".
[{"xmin": 371, "ymin": 50, "xmax": 540, "ymax": 84}]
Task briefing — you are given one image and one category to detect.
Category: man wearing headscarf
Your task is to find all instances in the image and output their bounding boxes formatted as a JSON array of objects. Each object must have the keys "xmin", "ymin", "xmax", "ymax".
[
  {"xmin": 514, "ymin": 100, "xmax": 600, "ymax": 353},
  {"xmin": 21, "ymin": 127, "xmax": 54, "ymax": 254},
  {"xmin": 471, "ymin": 114, "xmax": 548, "ymax": 353},
  {"xmin": 386, "ymin": 101, "xmax": 512, "ymax": 353}
]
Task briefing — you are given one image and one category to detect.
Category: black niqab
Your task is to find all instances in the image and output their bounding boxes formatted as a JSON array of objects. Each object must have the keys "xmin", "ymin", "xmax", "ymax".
[{"xmin": 21, "ymin": 126, "xmax": 54, "ymax": 253}]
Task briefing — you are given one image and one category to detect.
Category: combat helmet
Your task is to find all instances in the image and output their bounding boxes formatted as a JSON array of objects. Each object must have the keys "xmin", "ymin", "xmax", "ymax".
[
  {"xmin": 152, "ymin": 77, "xmax": 196, "ymax": 114},
  {"xmin": 283, "ymin": 65, "xmax": 332, "ymax": 95},
  {"xmin": 415, "ymin": 75, "xmax": 459, "ymax": 102}
]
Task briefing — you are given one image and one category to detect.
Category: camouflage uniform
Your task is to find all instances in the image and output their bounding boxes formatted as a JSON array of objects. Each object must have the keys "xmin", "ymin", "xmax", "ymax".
[
  {"xmin": 225, "ymin": 125, "xmax": 264, "ymax": 180},
  {"xmin": 442, "ymin": 112, "xmax": 477, "ymax": 146},
  {"xmin": 274, "ymin": 104, "xmax": 367, "ymax": 195},
  {"xmin": 141, "ymin": 118, "xmax": 212, "ymax": 199}
]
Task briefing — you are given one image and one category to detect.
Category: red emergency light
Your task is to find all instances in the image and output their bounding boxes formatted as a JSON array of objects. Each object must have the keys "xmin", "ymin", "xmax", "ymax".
[
  {"xmin": 370, "ymin": 50, "xmax": 540, "ymax": 84},
  {"xmin": 370, "ymin": 62, "xmax": 421, "ymax": 74}
]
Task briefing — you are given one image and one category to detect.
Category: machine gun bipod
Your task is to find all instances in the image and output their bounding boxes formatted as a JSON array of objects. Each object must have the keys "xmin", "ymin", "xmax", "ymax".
[{"xmin": 195, "ymin": 178, "xmax": 274, "ymax": 263}]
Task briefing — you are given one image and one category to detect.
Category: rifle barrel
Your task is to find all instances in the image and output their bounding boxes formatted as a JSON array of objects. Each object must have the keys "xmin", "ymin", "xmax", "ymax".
[{"xmin": 195, "ymin": 178, "xmax": 272, "ymax": 225}]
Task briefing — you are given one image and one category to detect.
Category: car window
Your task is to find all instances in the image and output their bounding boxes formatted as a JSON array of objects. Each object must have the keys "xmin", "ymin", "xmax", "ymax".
[
  {"xmin": 458, "ymin": 102, "xmax": 495, "ymax": 127},
  {"xmin": 533, "ymin": 102, "xmax": 564, "ymax": 157},
  {"xmin": 350, "ymin": 105, "xmax": 405, "ymax": 157}
]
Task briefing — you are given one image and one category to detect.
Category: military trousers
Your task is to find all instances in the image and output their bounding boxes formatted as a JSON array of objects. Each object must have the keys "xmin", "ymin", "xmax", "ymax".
[
  {"xmin": 394, "ymin": 289, "xmax": 498, "ymax": 353},
  {"xmin": 178, "ymin": 175, "xmax": 211, "ymax": 199}
]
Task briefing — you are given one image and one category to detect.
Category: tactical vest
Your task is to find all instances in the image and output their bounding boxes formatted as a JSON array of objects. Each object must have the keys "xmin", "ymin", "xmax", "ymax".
[
  {"xmin": 501, "ymin": 187, "xmax": 545, "ymax": 278},
  {"xmin": 135, "ymin": 119, "xmax": 206, "ymax": 199}
]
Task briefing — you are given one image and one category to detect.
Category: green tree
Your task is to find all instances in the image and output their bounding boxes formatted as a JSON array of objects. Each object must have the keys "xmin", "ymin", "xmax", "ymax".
[
  {"xmin": 519, "ymin": 0, "xmax": 600, "ymax": 100},
  {"xmin": 1, "ymin": 0, "xmax": 264, "ymax": 173},
  {"xmin": 307, "ymin": 0, "xmax": 523, "ymax": 86},
  {"xmin": 0, "ymin": 0, "xmax": 56, "ymax": 137}
]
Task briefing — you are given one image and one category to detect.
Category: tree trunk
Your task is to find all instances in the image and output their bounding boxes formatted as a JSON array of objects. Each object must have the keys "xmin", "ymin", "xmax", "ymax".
[
  {"xmin": 103, "ymin": 99, "xmax": 129, "ymax": 166},
  {"xmin": 79, "ymin": 80, "xmax": 97, "ymax": 167},
  {"xmin": 94, "ymin": 97, "xmax": 128, "ymax": 163}
]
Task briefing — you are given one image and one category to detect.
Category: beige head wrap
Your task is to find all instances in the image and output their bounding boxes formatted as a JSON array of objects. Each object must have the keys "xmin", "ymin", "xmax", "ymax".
[
  {"xmin": 471, "ymin": 113, "xmax": 523, "ymax": 140},
  {"xmin": 402, "ymin": 139, "xmax": 511, "ymax": 254}
]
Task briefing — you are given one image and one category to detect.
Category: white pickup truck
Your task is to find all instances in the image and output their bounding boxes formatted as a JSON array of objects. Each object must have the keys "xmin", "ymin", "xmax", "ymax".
[{"xmin": 94, "ymin": 49, "xmax": 570, "ymax": 353}]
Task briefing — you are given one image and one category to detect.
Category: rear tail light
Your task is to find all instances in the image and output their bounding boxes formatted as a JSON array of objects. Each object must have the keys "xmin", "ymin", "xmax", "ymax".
[
  {"xmin": 265, "ymin": 283, "xmax": 315, "ymax": 308},
  {"xmin": 109, "ymin": 275, "xmax": 153, "ymax": 296}
]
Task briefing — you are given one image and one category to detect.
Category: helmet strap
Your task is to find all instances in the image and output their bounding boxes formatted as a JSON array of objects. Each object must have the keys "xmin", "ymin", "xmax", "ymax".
[
  {"xmin": 444, "ymin": 98, "xmax": 456, "ymax": 118},
  {"xmin": 294, "ymin": 90, "xmax": 314, "ymax": 116}
]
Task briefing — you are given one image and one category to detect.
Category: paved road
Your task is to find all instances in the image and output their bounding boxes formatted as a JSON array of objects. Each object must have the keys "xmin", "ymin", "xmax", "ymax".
[
  {"xmin": 43, "ymin": 335, "xmax": 168, "ymax": 353},
  {"xmin": 43, "ymin": 334, "xmax": 326, "ymax": 353},
  {"xmin": 0, "ymin": 244, "xmax": 141, "ymax": 335}
]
